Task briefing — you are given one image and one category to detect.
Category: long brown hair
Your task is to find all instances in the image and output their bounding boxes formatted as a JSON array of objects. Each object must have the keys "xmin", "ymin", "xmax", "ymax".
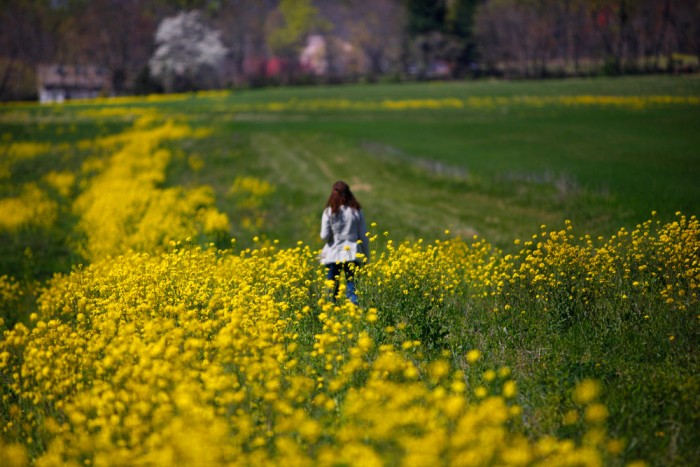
[{"xmin": 325, "ymin": 180, "xmax": 361, "ymax": 214}]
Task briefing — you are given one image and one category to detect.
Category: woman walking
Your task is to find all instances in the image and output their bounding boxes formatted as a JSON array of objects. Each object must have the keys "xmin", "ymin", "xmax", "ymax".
[{"xmin": 320, "ymin": 181, "xmax": 370, "ymax": 305}]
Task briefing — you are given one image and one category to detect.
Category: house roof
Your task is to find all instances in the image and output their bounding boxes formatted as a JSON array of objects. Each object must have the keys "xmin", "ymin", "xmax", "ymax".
[{"xmin": 37, "ymin": 64, "xmax": 110, "ymax": 90}]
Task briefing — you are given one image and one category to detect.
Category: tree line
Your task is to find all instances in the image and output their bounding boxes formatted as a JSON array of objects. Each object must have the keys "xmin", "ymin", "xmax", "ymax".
[{"xmin": 1, "ymin": 0, "xmax": 699, "ymax": 100}]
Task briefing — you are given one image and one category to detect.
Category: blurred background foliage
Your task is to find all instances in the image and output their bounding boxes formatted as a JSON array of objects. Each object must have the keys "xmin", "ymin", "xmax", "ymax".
[{"xmin": 2, "ymin": 0, "xmax": 700, "ymax": 100}]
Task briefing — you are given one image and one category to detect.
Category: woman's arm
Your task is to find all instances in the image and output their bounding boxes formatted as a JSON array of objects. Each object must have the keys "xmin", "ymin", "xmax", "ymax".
[
  {"xmin": 320, "ymin": 208, "xmax": 333, "ymax": 242},
  {"xmin": 357, "ymin": 210, "xmax": 370, "ymax": 261}
]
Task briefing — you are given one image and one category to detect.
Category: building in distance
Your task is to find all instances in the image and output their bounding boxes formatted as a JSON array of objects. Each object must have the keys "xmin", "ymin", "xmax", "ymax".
[{"xmin": 37, "ymin": 64, "xmax": 112, "ymax": 103}]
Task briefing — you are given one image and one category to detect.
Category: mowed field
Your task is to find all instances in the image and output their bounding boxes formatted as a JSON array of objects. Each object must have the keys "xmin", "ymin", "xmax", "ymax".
[
  {"xmin": 0, "ymin": 75, "xmax": 698, "ymax": 465},
  {"xmin": 171, "ymin": 76, "xmax": 698, "ymax": 247},
  {"xmin": 4, "ymin": 74, "xmax": 700, "ymax": 256}
]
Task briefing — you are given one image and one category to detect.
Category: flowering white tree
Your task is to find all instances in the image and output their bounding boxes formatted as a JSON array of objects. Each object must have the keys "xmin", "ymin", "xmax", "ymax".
[{"xmin": 149, "ymin": 11, "xmax": 228, "ymax": 93}]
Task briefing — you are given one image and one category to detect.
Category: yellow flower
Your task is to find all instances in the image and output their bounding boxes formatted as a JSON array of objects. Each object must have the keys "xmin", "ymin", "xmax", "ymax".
[
  {"xmin": 502, "ymin": 380, "xmax": 517, "ymax": 398},
  {"xmin": 607, "ymin": 439, "xmax": 624, "ymax": 455},
  {"xmin": 585, "ymin": 403, "xmax": 609, "ymax": 424},
  {"xmin": 563, "ymin": 410, "xmax": 579, "ymax": 425},
  {"xmin": 574, "ymin": 379, "xmax": 601, "ymax": 404},
  {"xmin": 466, "ymin": 349, "xmax": 481, "ymax": 363}
]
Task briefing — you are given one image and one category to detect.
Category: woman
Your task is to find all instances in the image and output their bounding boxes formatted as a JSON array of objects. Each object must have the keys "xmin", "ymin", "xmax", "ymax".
[{"xmin": 320, "ymin": 181, "xmax": 370, "ymax": 305}]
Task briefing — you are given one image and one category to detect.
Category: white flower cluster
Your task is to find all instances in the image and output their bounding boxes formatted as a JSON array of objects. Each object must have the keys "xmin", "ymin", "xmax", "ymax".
[{"xmin": 149, "ymin": 11, "xmax": 228, "ymax": 91}]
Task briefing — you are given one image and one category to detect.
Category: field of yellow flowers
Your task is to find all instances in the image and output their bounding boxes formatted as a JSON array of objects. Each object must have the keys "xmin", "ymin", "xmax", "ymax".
[
  {"xmin": 1, "ymin": 77, "xmax": 699, "ymax": 465},
  {"xmin": 1, "ymin": 235, "xmax": 634, "ymax": 466}
]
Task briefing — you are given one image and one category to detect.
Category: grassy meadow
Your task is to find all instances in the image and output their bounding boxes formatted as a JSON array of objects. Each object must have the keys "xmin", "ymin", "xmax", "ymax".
[{"xmin": 0, "ymin": 75, "xmax": 698, "ymax": 465}]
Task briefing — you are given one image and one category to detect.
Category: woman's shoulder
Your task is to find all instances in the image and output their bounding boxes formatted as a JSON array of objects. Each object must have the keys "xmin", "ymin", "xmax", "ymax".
[
  {"xmin": 326, "ymin": 205, "xmax": 361, "ymax": 218},
  {"xmin": 341, "ymin": 205, "xmax": 362, "ymax": 215}
]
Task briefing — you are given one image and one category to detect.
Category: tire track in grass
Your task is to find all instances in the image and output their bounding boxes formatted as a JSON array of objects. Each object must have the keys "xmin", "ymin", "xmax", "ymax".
[
  {"xmin": 250, "ymin": 132, "xmax": 331, "ymax": 194},
  {"xmin": 249, "ymin": 131, "xmax": 561, "ymax": 247},
  {"xmin": 249, "ymin": 131, "xmax": 475, "ymax": 240},
  {"xmin": 248, "ymin": 131, "xmax": 425, "ymax": 240},
  {"xmin": 250, "ymin": 131, "xmax": 384, "ymax": 199},
  {"xmin": 249, "ymin": 131, "xmax": 360, "ymax": 242}
]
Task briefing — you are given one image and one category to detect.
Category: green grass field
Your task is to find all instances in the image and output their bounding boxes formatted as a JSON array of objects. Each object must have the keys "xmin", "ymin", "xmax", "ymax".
[
  {"xmin": 187, "ymin": 76, "xmax": 699, "ymax": 247},
  {"xmin": 1, "ymin": 75, "xmax": 699, "ymax": 465},
  {"xmin": 5, "ymin": 75, "xmax": 700, "ymax": 257}
]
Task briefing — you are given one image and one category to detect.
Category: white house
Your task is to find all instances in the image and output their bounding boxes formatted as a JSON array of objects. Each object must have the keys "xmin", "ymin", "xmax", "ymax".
[{"xmin": 37, "ymin": 64, "xmax": 111, "ymax": 103}]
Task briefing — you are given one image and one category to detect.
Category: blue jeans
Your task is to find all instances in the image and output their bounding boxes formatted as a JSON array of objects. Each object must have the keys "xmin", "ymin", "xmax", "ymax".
[{"xmin": 326, "ymin": 262, "xmax": 358, "ymax": 305}]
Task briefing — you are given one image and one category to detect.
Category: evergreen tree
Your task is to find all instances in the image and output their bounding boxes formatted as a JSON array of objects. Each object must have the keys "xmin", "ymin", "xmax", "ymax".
[
  {"xmin": 405, "ymin": 0, "xmax": 447, "ymax": 36},
  {"xmin": 448, "ymin": 0, "xmax": 478, "ymax": 74}
]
